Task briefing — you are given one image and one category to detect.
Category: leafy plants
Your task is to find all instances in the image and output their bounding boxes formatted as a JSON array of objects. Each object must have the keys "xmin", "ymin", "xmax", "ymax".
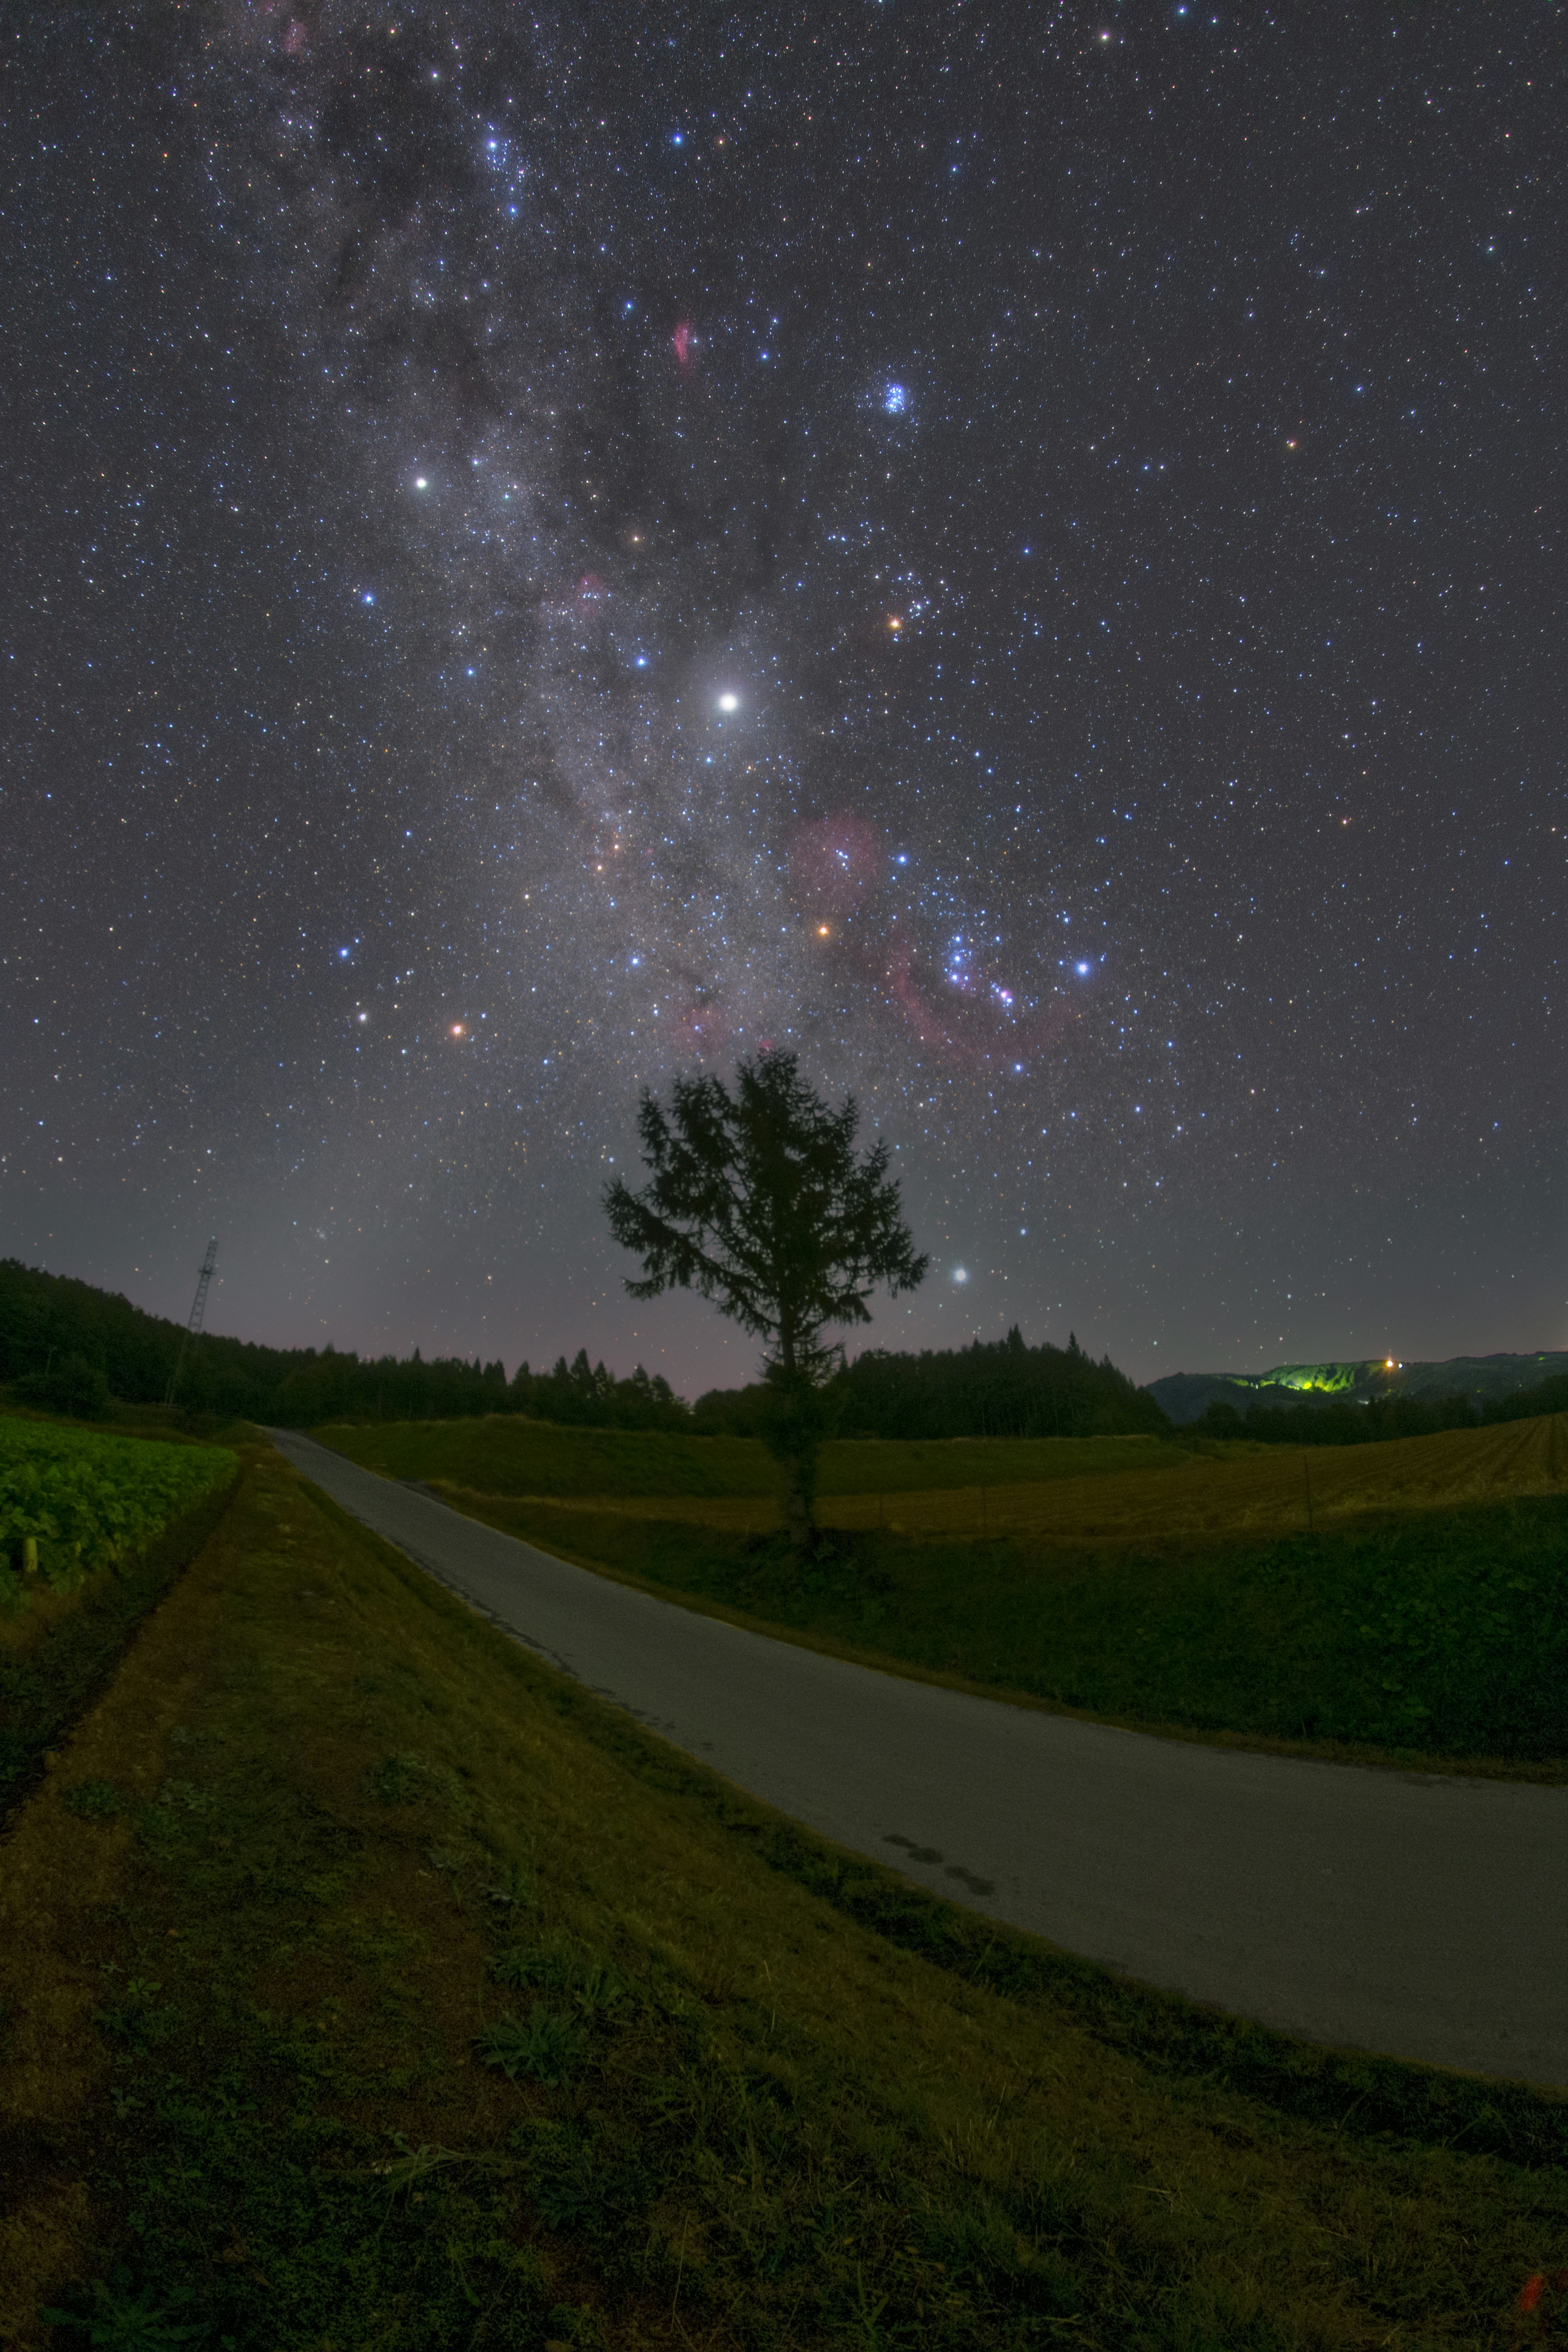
[
  {"xmin": 64, "ymin": 1777, "xmax": 129, "ymax": 1819},
  {"xmin": 0, "ymin": 1414, "xmax": 236, "ymax": 1599},
  {"xmin": 476, "ymin": 2003, "xmax": 587, "ymax": 2087},
  {"xmin": 43, "ymin": 2266, "xmax": 207, "ymax": 2349}
]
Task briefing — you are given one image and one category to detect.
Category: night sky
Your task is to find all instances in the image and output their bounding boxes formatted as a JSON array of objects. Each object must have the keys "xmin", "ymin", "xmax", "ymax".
[{"xmin": 4, "ymin": 2, "xmax": 1562, "ymax": 1395}]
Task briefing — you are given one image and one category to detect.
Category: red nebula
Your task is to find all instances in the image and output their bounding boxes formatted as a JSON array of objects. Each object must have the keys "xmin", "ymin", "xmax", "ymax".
[
  {"xmin": 886, "ymin": 942, "xmax": 956, "ymax": 1051},
  {"xmin": 282, "ymin": 17, "xmax": 307, "ymax": 53},
  {"xmin": 672, "ymin": 321, "xmax": 693, "ymax": 368},
  {"xmin": 579, "ymin": 572, "xmax": 606, "ymax": 600},
  {"xmin": 790, "ymin": 814, "xmax": 882, "ymax": 918},
  {"xmin": 884, "ymin": 941, "xmax": 1076, "ymax": 1069}
]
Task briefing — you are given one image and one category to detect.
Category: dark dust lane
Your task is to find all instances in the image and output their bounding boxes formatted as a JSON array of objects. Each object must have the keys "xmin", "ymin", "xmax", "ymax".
[{"xmin": 271, "ymin": 1430, "xmax": 1568, "ymax": 2092}]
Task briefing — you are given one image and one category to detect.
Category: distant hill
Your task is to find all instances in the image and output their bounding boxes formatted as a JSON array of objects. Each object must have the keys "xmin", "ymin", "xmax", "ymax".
[{"xmin": 1146, "ymin": 1352, "xmax": 1568, "ymax": 1426}]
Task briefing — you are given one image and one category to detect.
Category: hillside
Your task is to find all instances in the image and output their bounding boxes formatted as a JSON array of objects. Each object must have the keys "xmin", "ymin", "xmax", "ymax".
[
  {"xmin": 1147, "ymin": 1350, "xmax": 1568, "ymax": 1425},
  {"xmin": 7, "ymin": 1437, "xmax": 1564, "ymax": 2345}
]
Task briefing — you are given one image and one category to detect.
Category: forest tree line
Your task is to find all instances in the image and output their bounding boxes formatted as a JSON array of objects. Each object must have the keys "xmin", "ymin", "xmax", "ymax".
[
  {"xmin": 0, "ymin": 1259, "xmax": 691, "ymax": 1430},
  {"xmin": 690, "ymin": 1328, "xmax": 1170, "ymax": 1441},
  {"xmin": 0, "ymin": 1259, "xmax": 1162, "ymax": 1438},
  {"xmin": 4, "ymin": 1255, "xmax": 1560, "ymax": 1444}
]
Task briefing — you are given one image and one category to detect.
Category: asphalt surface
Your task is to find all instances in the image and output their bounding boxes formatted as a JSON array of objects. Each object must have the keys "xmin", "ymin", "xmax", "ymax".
[{"xmin": 271, "ymin": 1428, "xmax": 1568, "ymax": 2092}]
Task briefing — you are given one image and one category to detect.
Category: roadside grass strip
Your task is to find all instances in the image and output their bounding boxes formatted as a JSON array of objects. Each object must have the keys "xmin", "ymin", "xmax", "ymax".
[
  {"xmin": 1, "ymin": 1443, "xmax": 1564, "ymax": 2349},
  {"xmin": 409, "ymin": 1483, "xmax": 1568, "ymax": 1777},
  {"xmin": 0, "ymin": 1414, "xmax": 238, "ymax": 1599}
]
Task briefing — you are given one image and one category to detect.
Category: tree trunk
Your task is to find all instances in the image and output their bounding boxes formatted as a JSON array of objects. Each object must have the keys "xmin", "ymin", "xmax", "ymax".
[
  {"xmin": 765, "ymin": 1334, "xmax": 820, "ymax": 1554},
  {"xmin": 783, "ymin": 1449, "xmax": 815, "ymax": 1552}
]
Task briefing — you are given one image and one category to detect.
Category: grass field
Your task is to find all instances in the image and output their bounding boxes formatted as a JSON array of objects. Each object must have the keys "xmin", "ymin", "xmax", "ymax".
[
  {"xmin": 316, "ymin": 1415, "xmax": 1191, "ymax": 1499},
  {"xmin": 464, "ymin": 1415, "xmax": 1564, "ymax": 1544},
  {"xmin": 318, "ymin": 1412, "xmax": 1565, "ymax": 1542},
  {"xmin": 4, "ymin": 1436, "xmax": 1564, "ymax": 2350},
  {"xmin": 320, "ymin": 1412, "xmax": 1568, "ymax": 1774}
]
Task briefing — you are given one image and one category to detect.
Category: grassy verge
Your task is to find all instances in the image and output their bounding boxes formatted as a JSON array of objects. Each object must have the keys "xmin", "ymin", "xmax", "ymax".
[
  {"xmin": 315, "ymin": 1414, "xmax": 1190, "ymax": 1499},
  {"xmin": 2, "ymin": 1441, "xmax": 1565, "ymax": 2350},
  {"xmin": 430, "ymin": 1489, "xmax": 1568, "ymax": 1778},
  {"xmin": 0, "ymin": 1466, "xmax": 239, "ymax": 1815}
]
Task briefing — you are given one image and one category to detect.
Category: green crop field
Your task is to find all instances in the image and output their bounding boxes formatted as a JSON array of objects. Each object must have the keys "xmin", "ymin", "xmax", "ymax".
[
  {"xmin": 317, "ymin": 1413, "xmax": 1189, "ymax": 1498},
  {"xmin": 0, "ymin": 1414, "xmax": 238, "ymax": 1602}
]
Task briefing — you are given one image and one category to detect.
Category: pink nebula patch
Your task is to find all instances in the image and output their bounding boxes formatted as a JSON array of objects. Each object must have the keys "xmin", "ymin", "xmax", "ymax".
[{"xmin": 886, "ymin": 942, "xmax": 1075, "ymax": 1068}]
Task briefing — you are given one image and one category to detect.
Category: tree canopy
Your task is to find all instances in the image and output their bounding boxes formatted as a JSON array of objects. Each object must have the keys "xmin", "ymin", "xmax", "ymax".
[{"xmin": 604, "ymin": 1049, "xmax": 927, "ymax": 1541}]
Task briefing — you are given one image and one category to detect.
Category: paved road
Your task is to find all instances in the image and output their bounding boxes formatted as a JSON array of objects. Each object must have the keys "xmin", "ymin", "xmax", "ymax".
[{"xmin": 271, "ymin": 1429, "xmax": 1568, "ymax": 2091}]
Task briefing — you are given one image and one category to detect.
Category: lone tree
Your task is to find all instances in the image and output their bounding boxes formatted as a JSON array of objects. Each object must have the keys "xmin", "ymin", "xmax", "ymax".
[{"xmin": 604, "ymin": 1049, "xmax": 928, "ymax": 1549}]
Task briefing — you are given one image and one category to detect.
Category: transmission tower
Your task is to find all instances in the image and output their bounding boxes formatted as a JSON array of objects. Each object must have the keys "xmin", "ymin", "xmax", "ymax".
[{"xmin": 166, "ymin": 1236, "xmax": 218, "ymax": 1405}]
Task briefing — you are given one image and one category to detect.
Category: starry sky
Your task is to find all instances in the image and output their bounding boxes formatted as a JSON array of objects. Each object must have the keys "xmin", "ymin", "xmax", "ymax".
[{"xmin": 3, "ymin": 0, "xmax": 1562, "ymax": 1394}]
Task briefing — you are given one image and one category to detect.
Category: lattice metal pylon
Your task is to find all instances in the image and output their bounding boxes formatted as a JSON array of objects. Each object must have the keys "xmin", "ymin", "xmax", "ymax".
[{"xmin": 166, "ymin": 1236, "xmax": 218, "ymax": 1405}]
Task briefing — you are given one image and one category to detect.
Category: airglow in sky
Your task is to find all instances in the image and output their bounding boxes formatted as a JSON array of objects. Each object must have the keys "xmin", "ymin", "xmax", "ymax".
[{"xmin": 3, "ymin": 4, "xmax": 1561, "ymax": 1391}]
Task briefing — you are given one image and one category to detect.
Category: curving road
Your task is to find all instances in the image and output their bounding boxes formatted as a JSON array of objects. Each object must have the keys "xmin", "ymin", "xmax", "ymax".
[{"xmin": 270, "ymin": 1429, "xmax": 1568, "ymax": 2092}]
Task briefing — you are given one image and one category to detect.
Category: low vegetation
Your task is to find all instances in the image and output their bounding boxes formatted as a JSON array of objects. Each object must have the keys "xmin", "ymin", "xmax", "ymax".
[
  {"xmin": 0, "ymin": 1421, "xmax": 239, "ymax": 1812},
  {"xmin": 321, "ymin": 1414, "xmax": 778, "ymax": 1497},
  {"xmin": 0, "ymin": 1416, "xmax": 237, "ymax": 1603},
  {"xmin": 4, "ymin": 1439, "xmax": 1564, "ymax": 2350}
]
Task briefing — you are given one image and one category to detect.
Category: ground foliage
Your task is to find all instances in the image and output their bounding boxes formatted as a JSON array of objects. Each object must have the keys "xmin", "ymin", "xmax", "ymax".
[
  {"xmin": 5, "ymin": 1448, "xmax": 1564, "ymax": 2350},
  {"xmin": 0, "ymin": 1470, "xmax": 238, "ymax": 1814},
  {"xmin": 0, "ymin": 1417, "xmax": 237, "ymax": 1599}
]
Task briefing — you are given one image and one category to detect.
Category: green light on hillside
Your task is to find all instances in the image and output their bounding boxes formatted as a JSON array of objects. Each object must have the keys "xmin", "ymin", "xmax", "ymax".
[{"xmin": 1224, "ymin": 1358, "xmax": 1404, "ymax": 1399}]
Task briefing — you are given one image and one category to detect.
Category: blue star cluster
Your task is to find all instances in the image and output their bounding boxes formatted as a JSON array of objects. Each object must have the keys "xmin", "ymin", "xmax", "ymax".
[{"xmin": 2, "ymin": 2, "xmax": 1559, "ymax": 1385}]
